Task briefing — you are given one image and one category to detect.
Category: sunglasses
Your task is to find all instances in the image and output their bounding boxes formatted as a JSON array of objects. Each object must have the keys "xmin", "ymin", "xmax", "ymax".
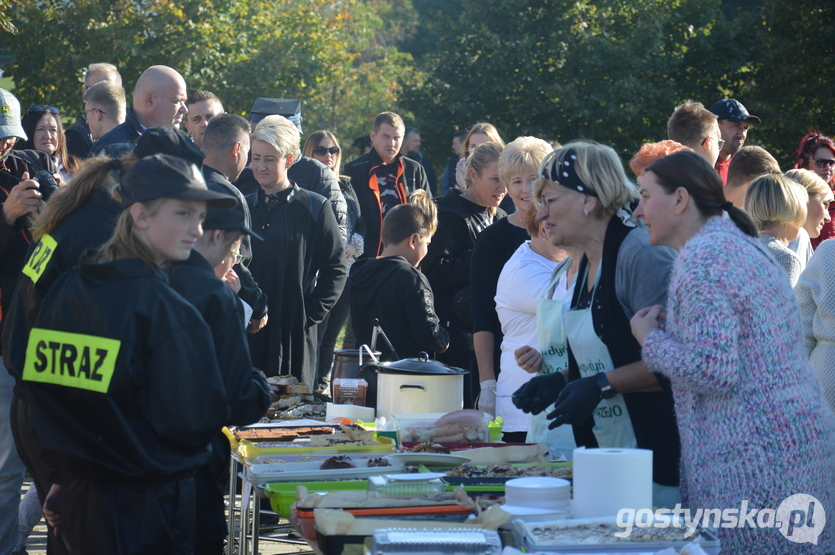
[
  {"xmin": 814, "ymin": 159, "xmax": 835, "ymax": 168},
  {"xmin": 313, "ymin": 146, "xmax": 340, "ymax": 156},
  {"xmin": 28, "ymin": 105, "xmax": 60, "ymax": 115}
]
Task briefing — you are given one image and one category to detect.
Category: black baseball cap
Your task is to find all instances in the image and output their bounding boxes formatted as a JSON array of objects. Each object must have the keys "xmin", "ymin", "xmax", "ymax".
[
  {"xmin": 133, "ymin": 126, "xmax": 205, "ymax": 165},
  {"xmin": 250, "ymin": 98, "xmax": 302, "ymax": 132},
  {"xmin": 709, "ymin": 99, "xmax": 761, "ymax": 125},
  {"xmin": 203, "ymin": 179, "xmax": 264, "ymax": 240},
  {"xmin": 119, "ymin": 154, "xmax": 236, "ymax": 208}
]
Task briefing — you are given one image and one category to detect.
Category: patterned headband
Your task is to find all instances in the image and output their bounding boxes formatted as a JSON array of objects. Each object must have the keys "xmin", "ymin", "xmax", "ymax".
[{"xmin": 541, "ymin": 148, "xmax": 598, "ymax": 198}]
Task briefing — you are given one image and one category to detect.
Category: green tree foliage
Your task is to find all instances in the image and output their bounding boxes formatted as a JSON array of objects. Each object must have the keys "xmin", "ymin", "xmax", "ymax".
[
  {"xmin": 742, "ymin": 0, "xmax": 835, "ymax": 166},
  {"xmin": 5, "ymin": 0, "xmax": 418, "ymax": 145},
  {"xmin": 403, "ymin": 0, "xmax": 748, "ymax": 166}
]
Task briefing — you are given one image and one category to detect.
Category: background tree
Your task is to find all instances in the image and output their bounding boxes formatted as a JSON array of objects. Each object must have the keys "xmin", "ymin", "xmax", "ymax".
[
  {"xmin": 401, "ymin": 0, "xmax": 749, "ymax": 168},
  {"xmin": 4, "ymin": 0, "xmax": 419, "ymax": 148}
]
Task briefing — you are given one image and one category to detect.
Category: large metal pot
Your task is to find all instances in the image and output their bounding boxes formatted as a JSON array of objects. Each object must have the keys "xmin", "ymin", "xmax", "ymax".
[
  {"xmin": 366, "ymin": 352, "xmax": 469, "ymax": 419},
  {"xmin": 331, "ymin": 347, "xmax": 381, "ymax": 405}
]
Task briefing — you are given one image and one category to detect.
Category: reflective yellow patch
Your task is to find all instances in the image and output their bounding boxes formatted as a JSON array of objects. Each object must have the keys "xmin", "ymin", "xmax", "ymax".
[
  {"xmin": 22, "ymin": 329, "xmax": 121, "ymax": 394},
  {"xmin": 0, "ymin": 105, "xmax": 9, "ymax": 114},
  {"xmin": 22, "ymin": 234, "xmax": 58, "ymax": 284}
]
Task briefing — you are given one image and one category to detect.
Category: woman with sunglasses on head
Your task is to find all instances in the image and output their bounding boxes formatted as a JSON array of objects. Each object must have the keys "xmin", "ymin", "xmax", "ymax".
[
  {"xmin": 631, "ymin": 150, "xmax": 835, "ymax": 553},
  {"xmin": 16, "ymin": 105, "xmax": 78, "ymax": 183},
  {"xmin": 303, "ymin": 130, "xmax": 366, "ymax": 389},
  {"xmin": 23, "ymin": 154, "xmax": 236, "ymax": 554},
  {"xmin": 794, "ymin": 132, "xmax": 835, "ymax": 248}
]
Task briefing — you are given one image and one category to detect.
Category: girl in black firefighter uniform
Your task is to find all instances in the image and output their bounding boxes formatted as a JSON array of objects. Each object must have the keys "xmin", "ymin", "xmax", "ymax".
[{"xmin": 22, "ymin": 154, "xmax": 236, "ymax": 555}]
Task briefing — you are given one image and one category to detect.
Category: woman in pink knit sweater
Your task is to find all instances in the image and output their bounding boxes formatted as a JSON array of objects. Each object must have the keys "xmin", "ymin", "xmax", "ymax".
[{"xmin": 631, "ymin": 150, "xmax": 835, "ymax": 554}]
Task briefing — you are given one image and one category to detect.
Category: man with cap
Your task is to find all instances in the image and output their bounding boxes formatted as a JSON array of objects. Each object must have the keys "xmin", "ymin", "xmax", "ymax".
[
  {"xmin": 234, "ymin": 97, "xmax": 348, "ymax": 242},
  {"xmin": 0, "ymin": 87, "xmax": 58, "ymax": 554},
  {"xmin": 710, "ymin": 98, "xmax": 761, "ymax": 185},
  {"xmin": 93, "ymin": 65, "xmax": 189, "ymax": 158},
  {"xmin": 201, "ymin": 114, "xmax": 269, "ymax": 334},
  {"xmin": 167, "ymin": 167, "xmax": 270, "ymax": 555}
]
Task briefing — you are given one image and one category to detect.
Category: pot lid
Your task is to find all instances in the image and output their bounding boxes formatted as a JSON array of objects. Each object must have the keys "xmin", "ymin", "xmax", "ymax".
[{"xmin": 375, "ymin": 352, "xmax": 469, "ymax": 375}]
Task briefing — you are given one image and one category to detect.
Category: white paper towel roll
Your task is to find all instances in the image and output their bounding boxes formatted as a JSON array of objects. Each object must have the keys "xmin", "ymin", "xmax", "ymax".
[{"xmin": 572, "ymin": 447, "xmax": 653, "ymax": 519}]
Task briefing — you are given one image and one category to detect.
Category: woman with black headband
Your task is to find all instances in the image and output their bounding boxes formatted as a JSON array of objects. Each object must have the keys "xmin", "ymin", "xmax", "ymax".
[{"xmin": 512, "ymin": 141, "xmax": 681, "ymax": 508}]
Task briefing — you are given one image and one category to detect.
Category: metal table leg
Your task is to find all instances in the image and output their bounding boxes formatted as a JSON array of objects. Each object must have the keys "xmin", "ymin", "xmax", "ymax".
[
  {"xmin": 227, "ymin": 456, "xmax": 237, "ymax": 555},
  {"xmin": 252, "ymin": 489, "xmax": 260, "ymax": 555}
]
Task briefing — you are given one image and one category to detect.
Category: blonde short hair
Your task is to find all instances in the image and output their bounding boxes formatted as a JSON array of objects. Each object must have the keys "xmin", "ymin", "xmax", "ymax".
[
  {"xmin": 536, "ymin": 141, "xmax": 637, "ymax": 218},
  {"xmin": 744, "ymin": 174, "xmax": 808, "ymax": 230},
  {"xmin": 784, "ymin": 169, "xmax": 835, "ymax": 203},
  {"xmin": 498, "ymin": 136, "xmax": 552, "ymax": 185},
  {"xmin": 251, "ymin": 115, "xmax": 300, "ymax": 158}
]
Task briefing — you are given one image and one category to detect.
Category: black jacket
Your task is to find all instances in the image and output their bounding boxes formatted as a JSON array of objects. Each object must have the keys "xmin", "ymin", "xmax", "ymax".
[
  {"xmin": 202, "ymin": 165, "xmax": 268, "ymax": 320},
  {"xmin": 65, "ymin": 118, "xmax": 93, "ymax": 159},
  {"xmin": 0, "ymin": 150, "xmax": 58, "ymax": 351},
  {"xmin": 349, "ymin": 255, "xmax": 449, "ymax": 360},
  {"xmin": 23, "ymin": 258, "xmax": 228, "ymax": 480},
  {"xmin": 246, "ymin": 185, "xmax": 347, "ymax": 382},
  {"xmin": 235, "ymin": 156, "xmax": 348, "ymax": 242},
  {"xmin": 91, "ymin": 109, "xmax": 143, "ymax": 158},
  {"xmin": 344, "ymin": 149, "xmax": 430, "ymax": 257},
  {"xmin": 2, "ymin": 186, "xmax": 122, "ymax": 381},
  {"xmin": 168, "ymin": 250, "xmax": 270, "ymax": 426},
  {"xmin": 422, "ymin": 188, "xmax": 504, "ymax": 375}
]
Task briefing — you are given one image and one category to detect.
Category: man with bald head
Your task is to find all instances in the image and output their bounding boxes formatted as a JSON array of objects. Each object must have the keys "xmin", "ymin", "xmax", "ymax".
[{"xmin": 93, "ymin": 65, "xmax": 188, "ymax": 158}]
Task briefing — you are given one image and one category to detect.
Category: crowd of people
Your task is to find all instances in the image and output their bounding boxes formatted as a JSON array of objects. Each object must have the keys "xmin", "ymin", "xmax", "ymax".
[{"xmin": 0, "ymin": 62, "xmax": 833, "ymax": 554}]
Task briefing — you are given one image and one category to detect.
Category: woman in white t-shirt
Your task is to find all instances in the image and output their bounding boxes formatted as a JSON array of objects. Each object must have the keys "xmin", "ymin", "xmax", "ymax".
[{"xmin": 494, "ymin": 205, "xmax": 572, "ymax": 443}]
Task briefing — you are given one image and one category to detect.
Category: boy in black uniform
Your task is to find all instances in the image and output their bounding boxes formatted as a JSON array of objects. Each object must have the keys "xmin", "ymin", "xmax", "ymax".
[
  {"xmin": 168, "ymin": 179, "xmax": 270, "ymax": 555},
  {"xmin": 349, "ymin": 190, "xmax": 450, "ymax": 363}
]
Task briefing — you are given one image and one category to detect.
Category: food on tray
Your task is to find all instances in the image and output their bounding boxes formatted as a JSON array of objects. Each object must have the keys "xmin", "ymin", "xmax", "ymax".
[
  {"xmin": 446, "ymin": 464, "xmax": 572, "ymax": 479},
  {"xmin": 409, "ymin": 442, "xmax": 451, "ymax": 454},
  {"xmin": 399, "ymin": 410, "xmax": 490, "ymax": 443},
  {"xmin": 366, "ymin": 457, "xmax": 392, "ymax": 467},
  {"xmin": 320, "ymin": 455, "xmax": 357, "ymax": 469},
  {"xmin": 233, "ymin": 426, "xmax": 335, "ymax": 440},
  {"xmin": 251, "ymin": 456, "xmax": 317, "ymax": 464},
  {"xmin": 524, "ymin": 520, "xmax": 703, "ymax": 545},
  {"xmin": 309, "ymin": 425, "xmax": 377, "ymax": 447}
]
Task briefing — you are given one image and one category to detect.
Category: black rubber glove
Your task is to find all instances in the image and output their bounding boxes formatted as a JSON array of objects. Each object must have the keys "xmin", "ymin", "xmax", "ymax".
[
  {"xmin": 512, "ymin": 372, "xmax": 567, "ymax": 415},
  {"xmin": 547, "ymin": 375, "xmax": 602, "ymax": 429}
]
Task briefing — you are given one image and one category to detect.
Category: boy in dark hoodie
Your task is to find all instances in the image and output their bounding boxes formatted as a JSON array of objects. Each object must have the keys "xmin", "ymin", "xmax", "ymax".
[{"xmin": 349, "ymin": 190, "xmax": 450, "ymax": 360}]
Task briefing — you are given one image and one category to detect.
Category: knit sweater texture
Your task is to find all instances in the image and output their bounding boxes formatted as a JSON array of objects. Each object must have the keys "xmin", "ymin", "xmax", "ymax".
[
  {"xmin": 795, "ymin": 238, "xmax": 835, "ymax": 413},
  {"xmin": 643, "ymin": 217, "xmax": 835, "ymax": 554},
  {"xmin": 758, "ymin": 233, "xmax": 804, "ymax": 286}
]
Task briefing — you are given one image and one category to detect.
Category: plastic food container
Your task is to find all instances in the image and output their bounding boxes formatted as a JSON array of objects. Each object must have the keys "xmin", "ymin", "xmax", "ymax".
[
  {"xmin": 393, "ymin": 412, "xmax": 491, "ymax": 443},
  {"xmin": 371, "ymin": 528, "xmax": 502, "ymax": 554},
  {"xmin": 263, "ymin": 480, "xmax": 368, "ymax": 518},
  {"xmin": 505, "ymin": 477, "xmax": 571, "ymax": 512},
  {"xmin": 236, "ymin": 434, "xmax": 396, "ymax": 459},
  {"xmin": 367, "ymin": 474, "xmax": 446, "ymax": 496}
]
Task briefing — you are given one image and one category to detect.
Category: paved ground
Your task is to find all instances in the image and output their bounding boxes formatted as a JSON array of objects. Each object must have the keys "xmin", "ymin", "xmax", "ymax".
[{"xmin": 19, "ymin": 480, "xmax": 315, "ymax": 555}]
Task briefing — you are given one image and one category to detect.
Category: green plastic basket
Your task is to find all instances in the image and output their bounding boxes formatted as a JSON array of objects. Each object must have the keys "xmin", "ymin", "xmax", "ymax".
[{"xmin": 263, "ymin": 480, "xmax": 368, "ymax": 518}]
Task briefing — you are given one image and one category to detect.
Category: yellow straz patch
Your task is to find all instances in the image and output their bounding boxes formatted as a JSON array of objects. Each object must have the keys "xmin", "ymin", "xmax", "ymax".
[
  {"xmin": 22, "ymin": 234, "xmax": 58, "ymax": 284},
  {"xmin": 22, "ymin": 329, "xmax": 121, "ymax": 393}
]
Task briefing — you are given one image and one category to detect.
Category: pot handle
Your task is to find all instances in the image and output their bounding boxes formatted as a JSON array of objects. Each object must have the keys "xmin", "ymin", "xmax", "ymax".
[
  {"xmin": 399, "ymin": 385, "xmax": 426, "ymax": 392},
  {"xmin": 358, "ymin": 344, "xmax": 379, "ymax": 367}
]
